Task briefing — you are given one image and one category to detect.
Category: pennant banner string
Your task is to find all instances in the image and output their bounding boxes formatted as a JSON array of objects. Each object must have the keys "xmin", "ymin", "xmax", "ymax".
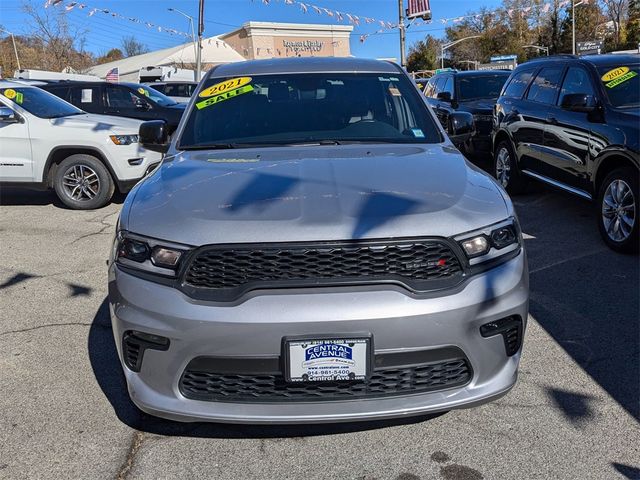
[{"xmin": 44, "ymin": 0, "xmax": 192, "ymax": 38}]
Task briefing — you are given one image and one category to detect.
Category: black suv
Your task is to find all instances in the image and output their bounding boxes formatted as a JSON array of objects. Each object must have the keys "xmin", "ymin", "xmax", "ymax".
[
  {"xmin": 41, "ymin": 81, "xmax": 186, "ymax": 133},
  {"xmin": 424, "ymin": 69, "xmax": 511, "ymax": 157},
  {"xmin": 493, "ymin": 54, "xmax": 639, "ymax": 252}
]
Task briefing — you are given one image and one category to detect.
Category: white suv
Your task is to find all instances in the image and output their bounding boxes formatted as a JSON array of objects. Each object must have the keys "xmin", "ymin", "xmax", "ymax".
[{"xmin": 0, "ymin": 81, "xmax": 162, "ymax": 209}]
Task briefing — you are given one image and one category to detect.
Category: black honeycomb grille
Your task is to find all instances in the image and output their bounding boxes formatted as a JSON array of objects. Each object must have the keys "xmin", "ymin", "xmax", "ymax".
[
  {"xmin": 179, "ymin": 359, "xmax": 471, "ymax": 403},
  {"xmin": 181, "ymin": 239, "xmax": 463, "ymax": 301}
]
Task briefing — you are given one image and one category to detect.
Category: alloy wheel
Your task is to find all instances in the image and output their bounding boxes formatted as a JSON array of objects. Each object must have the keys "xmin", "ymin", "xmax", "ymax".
[
  {"xmin": 61, "ymin": 164, "xmax": 101, "ymax": 202},
  {"xmin": 602, "ymin": 179, "xmax": 636, "ymax": 242},
  {"xmin": 495, "ymin": 147, "xmax": 511, "ymax": 188}
]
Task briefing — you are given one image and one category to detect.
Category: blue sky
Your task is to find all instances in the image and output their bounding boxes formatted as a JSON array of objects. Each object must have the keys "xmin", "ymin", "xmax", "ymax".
[{"xmin": 0, "ymin": 0, "xmax": 503, "ymax": 60}]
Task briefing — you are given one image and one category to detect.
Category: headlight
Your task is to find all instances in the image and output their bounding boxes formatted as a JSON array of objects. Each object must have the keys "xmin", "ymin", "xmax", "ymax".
[
  {"xmin": 110, "ymin": 134, "xmax": 139, "ymax": 145},
  {"xmin": 113, "ymin": 231, "xmax": 189, "ymax": 277},
  {"xmin": 455, "ymin": 218, "xmax": 521, "ymax": 265}
]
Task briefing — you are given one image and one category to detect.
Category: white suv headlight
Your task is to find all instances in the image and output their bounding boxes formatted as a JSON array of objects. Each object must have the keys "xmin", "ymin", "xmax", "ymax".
[{"xmin": 110, "ymin": 134, "xmax": 139, "ymax": 145}]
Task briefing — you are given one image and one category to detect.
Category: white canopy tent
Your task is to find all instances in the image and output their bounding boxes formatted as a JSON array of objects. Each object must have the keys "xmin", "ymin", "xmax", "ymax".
[{"xmin": 87, "ymin": 36, "xmax": 245, "ymax": 82}]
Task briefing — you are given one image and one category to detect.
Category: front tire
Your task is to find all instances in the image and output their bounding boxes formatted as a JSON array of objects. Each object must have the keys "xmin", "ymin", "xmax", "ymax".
[
  {"xmin": 53, "ymin": 154, "xmax": 114, "ymax": 210},
  {"xmin": 597, "ymin": 167, "xmax": 638, "ymax": 253},
  {"xmin": 493, "ymin": 140, "xmax": 528, "ymax": 194}
]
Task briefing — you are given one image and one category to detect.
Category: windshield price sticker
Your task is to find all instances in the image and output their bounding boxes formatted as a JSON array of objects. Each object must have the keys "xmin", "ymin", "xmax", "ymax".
[
  {"xmin": 199, "ymin": 77, "xmax": 252, "ymax": 98},
  {"xmin": 15, "ymin": 92, "xmax": 24, "ymax": 104},
  {"xmin": 2, "ymin": 88, "xmax": 17, "ymax": 99},
  {"xmin": 605, "ymin": 70, "xmax": 637, "ymax": 89},
  {"xmin": 195, "ymin": 84, "xmax": 254, "ymax": 110},
  {"xmin": 138, "ymin": 87, "xmax": 149, "ymax": 96}
]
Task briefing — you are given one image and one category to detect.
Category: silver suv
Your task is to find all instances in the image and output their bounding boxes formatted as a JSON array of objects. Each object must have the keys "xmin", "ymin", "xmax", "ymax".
[{"xmin": 109, "ymin": 58, "xmax": 529, "ymax": 424}]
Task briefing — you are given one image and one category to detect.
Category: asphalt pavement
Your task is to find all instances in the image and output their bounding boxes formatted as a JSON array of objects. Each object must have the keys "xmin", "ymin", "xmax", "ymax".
[{"xmin": 0, "ymin": 177, "xmax": 638, "ymax": 480}]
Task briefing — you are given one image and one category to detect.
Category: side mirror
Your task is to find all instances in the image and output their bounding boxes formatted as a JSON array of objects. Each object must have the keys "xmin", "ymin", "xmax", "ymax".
[
  {"xmin": 140, "ymin": 120, "xmax": 169, "ymax": 153},
  {"xmin": 437, "ymin": 91, "xmax": 452, "ymax": 102},
  {"xmin": 561, "ymin": 93, "xmax": 597, "ymax": 113},
  {"xmin": 448, "ymin": 111, "xmax": 475, "ymax": 147},
  {"xmin": 0, "ymin": 106, "xmax": 19, "ymax": 123}
]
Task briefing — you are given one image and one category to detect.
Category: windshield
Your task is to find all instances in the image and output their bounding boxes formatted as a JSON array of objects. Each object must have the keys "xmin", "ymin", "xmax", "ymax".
[
  {"xmin": 0, "ymin": 86, "xmax": 83, "ymax": 118},
  {"xmin": 598, "ymin": 64, "xmax": 640, "ymax": 108},
  {"xmin": 130, "ymin": 84, "xmax": 178, "ymax": 106},
  {"xmin": 458, "ymin": 74, "xmax": 510, "ymax": 101},
  {"xmin": 179, "ymin": 73, "xmax": 442, "ymax": 149}
]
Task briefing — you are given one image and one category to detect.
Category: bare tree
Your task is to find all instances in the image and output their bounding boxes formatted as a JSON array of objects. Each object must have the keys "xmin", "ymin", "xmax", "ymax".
[
  {"xmin": 20, "ymin": 1, "xmax": 92, "ymax": 71},
  {"xmin": 601, "ymin": 0, "xmax": 628, "ymax": 47},
  {"xmin": 121, "ymin": 36, "xmax": 149, "ymax": 57}
]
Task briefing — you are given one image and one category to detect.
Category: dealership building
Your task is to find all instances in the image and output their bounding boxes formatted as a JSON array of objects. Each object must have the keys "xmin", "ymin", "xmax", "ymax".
[
  {"xmin": 88, "ymin": 22, "xmax": 353, "ymax": 81},
  {"xmin": 221, "ymin": 22, "xmax": 353, "ymax": 60}
]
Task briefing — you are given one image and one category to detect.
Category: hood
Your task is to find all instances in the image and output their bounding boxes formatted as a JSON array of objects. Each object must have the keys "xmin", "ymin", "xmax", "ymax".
[
  {"xmin": 49, "ymin": 113, "xmax": 143, "ymax": 134},
  {"xmin": 458, "ymin": 99, "xmax": 496, "ymax": 114},
  {"xmin": 123, "ymin": 144, "xmax": 510, "ymax": 245},
  {"xmin": 166, "ymin": 102, "xmax": 187, "ymax": 111}
]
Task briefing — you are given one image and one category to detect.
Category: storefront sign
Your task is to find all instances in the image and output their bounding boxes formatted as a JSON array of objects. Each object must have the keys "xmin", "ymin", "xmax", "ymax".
[{"xmin": 283, "ymin": 40, "xmax": 324, "ymax": 53}]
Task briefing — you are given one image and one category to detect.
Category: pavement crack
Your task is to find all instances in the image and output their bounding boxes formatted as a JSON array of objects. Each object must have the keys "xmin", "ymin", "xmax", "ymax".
[
  {"xmin": 69, "ymin": 224, "xmax": 113, "ymax": 245},
  {"xmin": 116, "ymin": 431, "xmax": 145, "ymax": 480},
  {"xmin": 0, "ymin": 322, "xmax": 100, "ymax": 337}
]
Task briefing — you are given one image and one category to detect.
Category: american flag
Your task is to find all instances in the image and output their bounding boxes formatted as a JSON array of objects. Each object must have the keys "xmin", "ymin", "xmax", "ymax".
[
  {"xmin": 407, "ymin": 0, "xmax": 431, "ymax": 20},
  {"xmin": 105, "ymin": 67, "xmax": 119, "ymax": 83}
]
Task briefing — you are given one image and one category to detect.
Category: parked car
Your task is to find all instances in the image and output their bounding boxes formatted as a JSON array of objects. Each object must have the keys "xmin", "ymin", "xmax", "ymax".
[
  {"xmin": 493, "ymin": 54, "xmax": 639, "ymax": 252},
  {"xmin": 424, "ymin": 69, "xmax": 511, "ymax": 158},
  {"xmin": 109, "ymin": 57, "xmax": 529, "ymax": 424},
  {"xmin": 0, "ymin": 81, "xmax": 162, "ymax": 209},
  {"xmin": 40, "ymin": 81, "xmax": 186, "ymax": 134},
  {"xmin": 146, "ymin": 81, "xmax": 198, "ymax": 104}
]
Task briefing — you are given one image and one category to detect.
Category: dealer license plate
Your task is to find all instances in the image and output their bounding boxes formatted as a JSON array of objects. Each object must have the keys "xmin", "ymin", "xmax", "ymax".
[{"xmin": 285, "ymin": 337, "xmax": 370, "ymax": 382}]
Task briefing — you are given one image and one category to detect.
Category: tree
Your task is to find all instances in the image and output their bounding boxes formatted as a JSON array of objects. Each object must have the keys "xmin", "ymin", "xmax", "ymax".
[
  {"xmin": 95, "ymin": 48, "xmax": 124, "ymax": 65},
  {"xmin": 626, "ymin": 0, "xmax": 640, "ymax": 46},
  {"xmin": 559, "ymin": 2, "xmax": 606, "ymax": 52},
  {"xmin": 406, "ymin": 35, "xmax": 440, "ymax": 72},
  {"xmin": 601, "ymin": 0, "xmax": 628, "ymax": 48},
  {"xmin": 121, "ymin": 36, "xmax": 148, "ymax": 57},
  {"xmin": 0, "ymin": 3, "xmax": 93, "ymax": 74}
]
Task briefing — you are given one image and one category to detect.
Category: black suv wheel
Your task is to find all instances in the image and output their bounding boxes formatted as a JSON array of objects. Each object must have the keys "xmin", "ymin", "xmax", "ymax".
[
  {"xmin": 493, "ymin": 140, "xmax": 527, "ymax": 194},
  {"xmin": 597, "ymin": 167, "xmax": 638, "ymax": 253},
  {"xmin": 53, "ymin": 154, "xmax": 115, "ymax": 210}
]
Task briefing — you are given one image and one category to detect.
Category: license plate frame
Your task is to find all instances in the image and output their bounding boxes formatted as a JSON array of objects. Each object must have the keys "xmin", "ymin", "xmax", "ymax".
[{"xmin": 283, "ymin": 334, "xmax": 373, "ymax": 383}]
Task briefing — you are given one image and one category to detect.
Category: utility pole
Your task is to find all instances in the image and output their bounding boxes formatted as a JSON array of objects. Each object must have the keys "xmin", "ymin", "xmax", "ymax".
[
  {"xmin": 196, "ymin": 0, "xmax": 205, "ymax": 81},
  {"xmin": 398, "ymin": 0, "xmax": 406, "ymax": 67},
  {"xmin": 0, "ymin": 28, "xmax": 20, "ymax": 71}
]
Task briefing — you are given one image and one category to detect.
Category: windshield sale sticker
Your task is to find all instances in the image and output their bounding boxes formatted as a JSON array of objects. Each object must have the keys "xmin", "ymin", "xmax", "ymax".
[
  {"xmin": 604, "ymin": 70, "xmax": 637, "ymax": 89},
  {"xmin": 199, "ymin": 77, "xmax": 252, "ymax": 98},
  {"xmin": 601, "ymin": 66, "xmax": 629, "ymax": 82},
  {"xmin": 2, "ymin": 89, "xmax": 16, "ymax": 99},
  {"xmin": 195, "ymin": 84, "xmax": 254, "ymax": 110}
]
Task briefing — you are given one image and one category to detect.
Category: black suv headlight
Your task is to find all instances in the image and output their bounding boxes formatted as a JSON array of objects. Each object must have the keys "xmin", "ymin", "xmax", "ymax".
[
  {"xmin": 112, "ymin": 231, "xmax": 191, "ymax": 277},
  {"xmin": 454, "ymin": 218, "xmax": 522, "ymax": 265}
]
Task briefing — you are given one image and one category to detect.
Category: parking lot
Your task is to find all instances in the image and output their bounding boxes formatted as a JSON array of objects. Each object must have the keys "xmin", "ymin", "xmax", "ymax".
[{"xmin": 0, "ymin": 180, "xmax": 638, "ymax": 480}]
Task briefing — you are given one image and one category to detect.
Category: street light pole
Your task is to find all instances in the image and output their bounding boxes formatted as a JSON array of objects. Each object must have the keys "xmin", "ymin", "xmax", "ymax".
[
  {"xmin": 398, "ymin": 0, "xmax": 406, "ymax": 67},
  {"xmin": 197, "ymin": 0, "xmax": 204, "ymax": 81},
  {"xmin": 523, "ymin": 44, "xmax": 549, "ymax": 56},
  {"xmin": 440, "ymin": 35, "xmax": 482, "ymax": 69},
  {"xmin": 572, "ymin": 1, "xmax": 585, "ymax": 55},
  {"xmin": 168, "ymin": 8, "xmax": 197, "ymax": 81}
]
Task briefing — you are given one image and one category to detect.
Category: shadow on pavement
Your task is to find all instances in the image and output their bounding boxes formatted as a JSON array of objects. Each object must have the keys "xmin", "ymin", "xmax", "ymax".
[
  {"xmin": 517, "ymin": 187, "xmax": 639, "ymax": 422},
  {"xmin": 612, "ymin": 463, "xmax": 640, "ymax": 479},
  {"xmin": 0, "ymin": 186, "xmax": 126, "ymax": 207},
  {"xmin": 88, "ymin": 298, "xmax": 445, "ymax": 438}
]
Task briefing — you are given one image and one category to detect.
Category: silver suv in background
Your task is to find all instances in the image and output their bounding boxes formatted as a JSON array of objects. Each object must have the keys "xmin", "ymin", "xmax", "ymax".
[{"xmin": 109, "ymin": 58, "xmax": 529, "ymax": 424}]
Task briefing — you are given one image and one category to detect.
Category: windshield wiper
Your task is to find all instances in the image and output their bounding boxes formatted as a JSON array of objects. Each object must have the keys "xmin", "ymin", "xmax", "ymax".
[{"xmin": 180, "ymin": 143, "xmax": 238, "ymax": 150}]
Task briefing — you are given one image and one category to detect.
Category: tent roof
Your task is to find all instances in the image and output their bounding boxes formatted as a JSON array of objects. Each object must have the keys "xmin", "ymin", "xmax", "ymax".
[{"xmin": 87, "ymin": 36, "xmax": 244, "ymax": 79}]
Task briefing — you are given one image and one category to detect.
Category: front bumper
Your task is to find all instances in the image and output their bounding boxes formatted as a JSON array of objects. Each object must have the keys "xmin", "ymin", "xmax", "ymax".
[{"xmin": 108, "ymin": 251, "xmax": 528, "ymax": 424}]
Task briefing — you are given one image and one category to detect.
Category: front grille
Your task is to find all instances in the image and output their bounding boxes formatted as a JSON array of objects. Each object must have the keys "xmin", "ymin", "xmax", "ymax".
[
  {"xmin": 179, "ymin": 358, "xmax": 471, "ymax": 403},
  {"xmin": 181, "ymin": 239, "xmax": 463, "ymax": 301}
]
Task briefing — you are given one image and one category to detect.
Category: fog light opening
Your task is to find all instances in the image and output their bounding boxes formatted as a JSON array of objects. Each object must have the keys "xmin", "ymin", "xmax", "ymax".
[
  {"xmin": 480, "ymin": 316, "xmax": 523, "ymax": 357},
  {"xmin": 122, "ymin": 331, "xmax": 170, "ymax": 372}
]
